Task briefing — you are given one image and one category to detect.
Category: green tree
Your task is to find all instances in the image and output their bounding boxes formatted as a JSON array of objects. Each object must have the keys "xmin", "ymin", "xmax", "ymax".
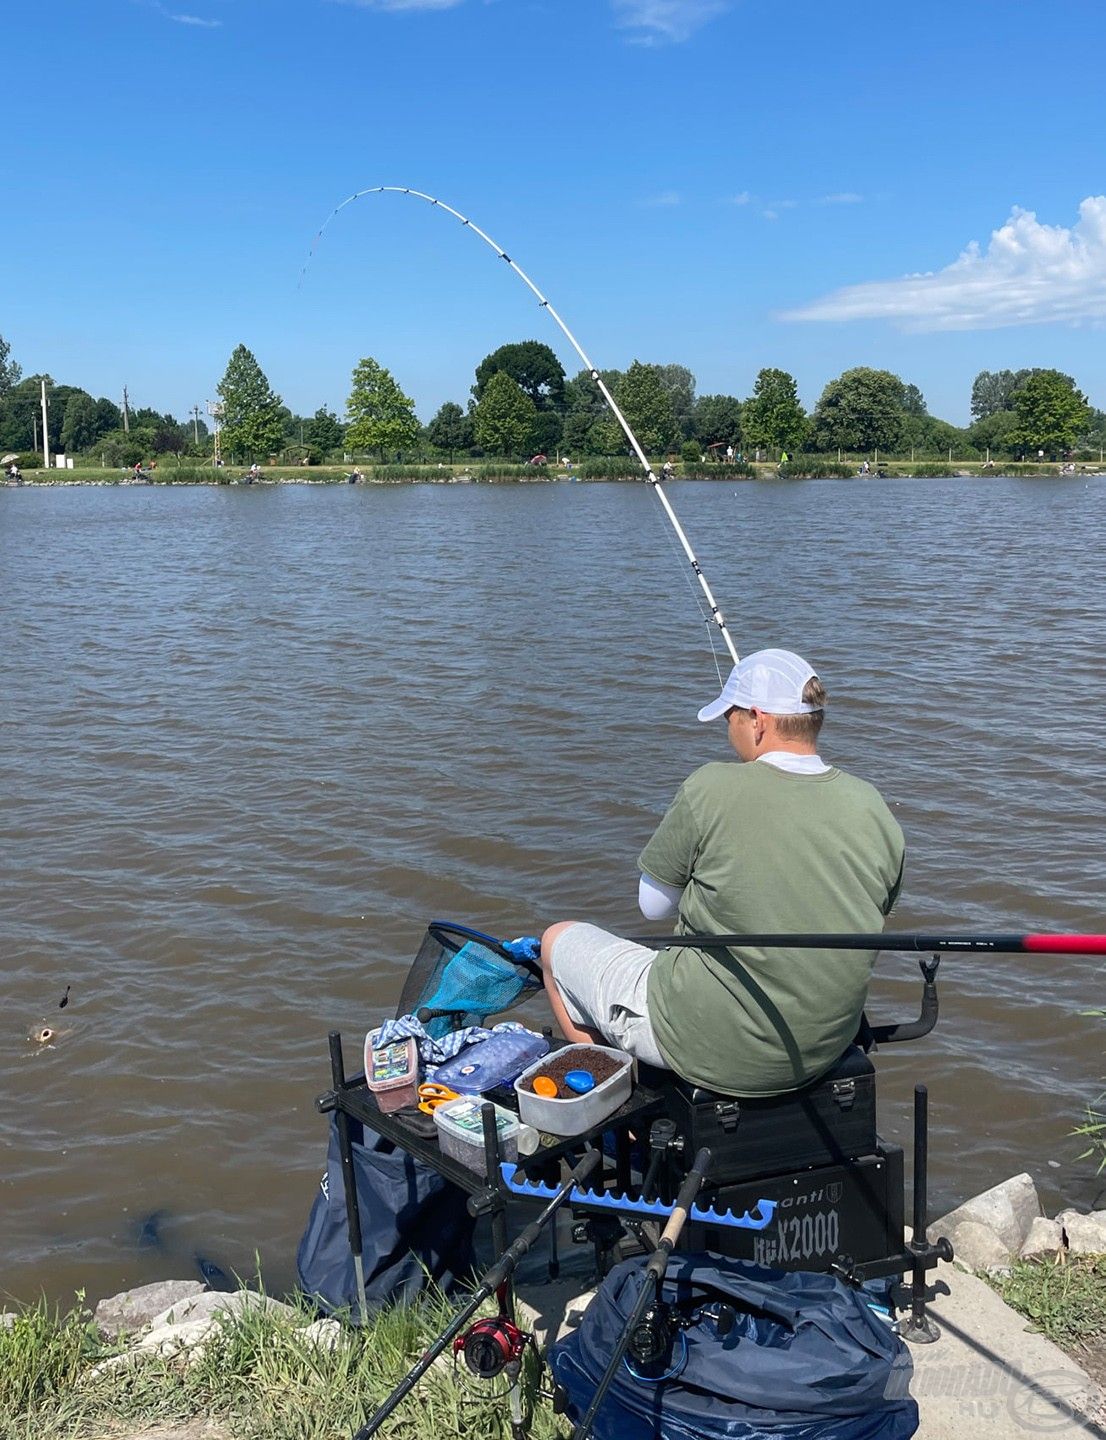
[
  {"xmin": 812, "ymin": 367, "xmax": 906, "ymax": 453},
  {"xmin": 426, "ymin": 401, "xmax": 473, "ymax": 460},
  {"xmin": 345, "ymin": 357, "xmax": 420, "ymax": 460},
  {"xmin": 616, "ymin": 361, "xmax": 677, "ymax": 456},
  {"xmin": 656, "ymin": 364, "xmax": 697, "ymax": 439},
  {"xmin": 968, "ymin": 408, "xmax": 1020, "ymax": 459},
  {"xmin": 473, "ymin": 341, "xmax": 565, "ymax": 412},
  {"xmin": 901, "ymin": 383, "xmax": 928, "ymax": 417},
  {"xmin": 304, "ymin": 406, "xmax": 344, "ymax": 459},
  {"xmin": 742, "ymin": 368, "xmax": 807, "ymax": 454},
  {"xmin": 0, "ymin": 333, "xmax": 21, "ymax": 396},
  {"xmin": 970, "ymin": 369, "xmax": 1033, "ymax": 422},
  {"xmin": 693, "ymin": 394, "xmax": 742, "ymax": 449},
  {"xmin": 60, "ymin": 391, "xmax": 102, "ymax": 453},
  {"xmin": 472, "ymin": 371, "xmax": 537, "ymax": 458},
  {"xmin": 1012, "ymin": 370, "xmax": 1090, "ymax": 457},
  {"xmin": 217, "ymin": 345, "xmax": 285, "ymax": 461}
]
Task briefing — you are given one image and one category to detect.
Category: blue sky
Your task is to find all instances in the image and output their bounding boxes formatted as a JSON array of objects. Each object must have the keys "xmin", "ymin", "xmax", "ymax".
[{"xmin": 5, "ymin": 0, "xmax": 1106, "ymax": 425}]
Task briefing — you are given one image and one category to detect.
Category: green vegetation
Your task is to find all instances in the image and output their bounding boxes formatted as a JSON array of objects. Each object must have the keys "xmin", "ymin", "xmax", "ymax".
[
  {"xmin": 346, "ymin": 357, "xmax": 421, "ymax": 461},
  {"xmin": 3, "ymin": 326, "xmax": 1105, "ymax": 476},
  {"xmin": 988, "ymin": 1255, "xmax": 1106, "ymax": 1354},
  {"xmin": 218, "ymin": 345, "xmax": 286, "ymax": 462},
  {"xmin": 0, "ymin": 1288, "xmax": 564, "ymax": 1440}
]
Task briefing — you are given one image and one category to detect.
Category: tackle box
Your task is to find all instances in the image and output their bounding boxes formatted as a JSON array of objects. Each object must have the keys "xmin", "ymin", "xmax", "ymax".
[
  {"xmin": 514, "ymin": 1044, "xmax": 633, "ymax": 1137},
  {"xmin": 433, "ymin": 1096, "xmax": 520, "ymax": 1171},
  {"xmin": 645, "ymin": 1043, "xmax": 877, "ymax": 1184}
]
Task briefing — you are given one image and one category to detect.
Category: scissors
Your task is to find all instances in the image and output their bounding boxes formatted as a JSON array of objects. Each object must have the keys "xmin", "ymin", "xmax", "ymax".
[{"xmin": 418, "ymin": 1082, "xmax": 461, "ymax": 1115}]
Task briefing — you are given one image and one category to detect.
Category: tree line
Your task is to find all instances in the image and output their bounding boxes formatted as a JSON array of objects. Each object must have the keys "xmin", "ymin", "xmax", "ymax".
[{"xmin": 1, "ymin": 329, "xmax": 1102, "ymax": 467}]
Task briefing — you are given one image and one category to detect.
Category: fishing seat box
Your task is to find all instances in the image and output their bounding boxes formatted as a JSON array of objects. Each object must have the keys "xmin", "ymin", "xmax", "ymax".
[{"xmin": 640, "ymin": 1043, "xmax": 877, "ymax": 1185}]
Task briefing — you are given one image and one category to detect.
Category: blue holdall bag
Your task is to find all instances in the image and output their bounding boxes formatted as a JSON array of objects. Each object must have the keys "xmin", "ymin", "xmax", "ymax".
[
  {"xmin": 549, "ymin": 1252, "xmax": 918, "ymax": 1440},
  {"xmin": 296, "ymin": 1113, "xmax": 476, "ymax": 1321}
]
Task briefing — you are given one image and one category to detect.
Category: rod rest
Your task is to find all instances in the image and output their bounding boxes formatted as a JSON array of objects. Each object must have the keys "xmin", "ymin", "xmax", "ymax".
[{"xmin": 866, "ymin": 956, "xmax": 940, "ymax": 1046}]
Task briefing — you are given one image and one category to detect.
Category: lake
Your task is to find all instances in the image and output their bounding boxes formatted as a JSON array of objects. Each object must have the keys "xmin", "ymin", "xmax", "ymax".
[{"xmin": 1, "ymin": 475, "xmax": 1103, "ymax": 1304}]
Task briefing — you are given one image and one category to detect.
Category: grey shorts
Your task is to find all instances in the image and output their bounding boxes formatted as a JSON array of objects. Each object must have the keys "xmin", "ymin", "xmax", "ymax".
[{"xmin": 549, "ymin": 922, "xmax": 668, "ymax": 1069}]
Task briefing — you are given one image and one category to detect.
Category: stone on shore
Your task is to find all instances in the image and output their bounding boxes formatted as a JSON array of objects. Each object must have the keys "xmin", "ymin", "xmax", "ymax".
[
  {"xmin": 1056, "ymin": 1209, "xmax": 1106, "ymax": 1256},
  {"xmin": 146, "ymin": 1290, "xmax": 299, "ymax": 1331},
  {"xmin": 94, "ymin": 1280, "xmax": 207, "ymax": 1338},
  {"xmin": 929, "ymin": 1171, "xmax": 1040, "ymax": 1259},
  {"xmin": 1020, "ymin": 1215, "xmax": 1065, "ymax": 1258}
]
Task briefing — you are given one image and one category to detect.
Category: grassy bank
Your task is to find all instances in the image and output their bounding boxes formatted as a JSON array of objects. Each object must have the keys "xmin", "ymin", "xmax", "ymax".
[
  {"xmin": 989, "ymin": 1255, "xmax": 1106, "ymax": 1387},
  {"xmin": 0, "ymin": 1287, "xmax": 564, "ymax": 1440},
  {"xmin": 8, "ymin": 458, "xmax": 1103, "ymax": 486}
]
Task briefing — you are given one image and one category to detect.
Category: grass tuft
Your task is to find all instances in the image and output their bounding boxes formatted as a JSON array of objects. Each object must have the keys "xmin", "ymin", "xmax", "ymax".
[
  {"xmin": 0, "ymin": 1286, "xmax": 567, "ymax": 1440},
  {"xmin": 988, "ymin": 1254, "xmax": 1106, "ymax": 1351}
]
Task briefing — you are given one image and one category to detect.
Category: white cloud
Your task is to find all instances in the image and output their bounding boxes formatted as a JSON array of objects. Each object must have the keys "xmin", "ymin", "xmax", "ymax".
[
  {"xmin": 642, "ymin": 190, "xmax": 682, "ymax": 207},
  {"xmin": 819, "ymin": 192, "xmax": 863, "ymax": 205},
  {"xmin": 167, "ymin": 10, "xmax": 221, "ymax": 24},
  {"xmin": 784, "ymin": 196, "xmax": 1106, "ymax": 331},
  {"xmin": 730, "ymin": 191, "xmax": 752, "ymax": 206},
  {"xmin": 612, "ymin": 0, "xmax": 731, "ymax": 44}
]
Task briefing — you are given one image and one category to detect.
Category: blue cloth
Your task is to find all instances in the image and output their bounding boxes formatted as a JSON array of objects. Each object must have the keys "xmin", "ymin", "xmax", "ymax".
[
  {"xmin": 375, "ymin": 1014, "xmax": 532, "ymax": 1073},
  {"xmin": 501, "ymin": 935, "xmax": 542, "ymax": 964}
]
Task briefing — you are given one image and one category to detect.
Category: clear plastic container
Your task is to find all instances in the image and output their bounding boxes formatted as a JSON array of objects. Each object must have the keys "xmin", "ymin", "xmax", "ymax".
[
  {"xmin": 514, "ymin": 1044, "xmax": 633, "ymax": 1136},
  {"xmin": 363, "ymin": 1028, "xmax": 419, "ymax": 1113},
  {"xmin": 433, "ymin": 1096, "xmax": 520, "ymax": 1171}
]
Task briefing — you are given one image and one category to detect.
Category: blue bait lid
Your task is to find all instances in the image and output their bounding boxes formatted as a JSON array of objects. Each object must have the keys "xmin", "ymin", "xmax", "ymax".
[{"xmin": 564, "ymin": 1069, "xmax": 595, "ymax": 1094}]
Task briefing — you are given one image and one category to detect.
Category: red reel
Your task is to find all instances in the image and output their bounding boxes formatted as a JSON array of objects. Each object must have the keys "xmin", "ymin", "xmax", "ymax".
[{"xmin": 453, "ymin": 1316, "xmax": 528, "ymax": 1379}]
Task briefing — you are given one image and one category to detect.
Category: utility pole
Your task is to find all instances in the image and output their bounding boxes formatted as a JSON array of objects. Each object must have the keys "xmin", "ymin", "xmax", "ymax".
[
  {"xmin": 122, "ymin": 386, "xmax": 130, "ymax": 434},
  {"xmin": 190, "ymin": 405, "xmax": 201, "ymax": 446},
  {"xmin": 33, "ymin": 410, "xmax": 38, "ymax": 453},
  {"xmin": 206, "ymin": 400, "xmax": 224, "ymax": 467},
  {"xmin": 40, "ymin": 379, "xmax": 49, "ymax": 469}
]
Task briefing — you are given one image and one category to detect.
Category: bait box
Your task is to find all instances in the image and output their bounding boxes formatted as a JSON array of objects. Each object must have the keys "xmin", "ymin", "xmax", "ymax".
[
  {"xmin": 514, "ymin": 1044, "xmax": 633, "ymax": 1136},
  {"xmin": 432, "ymin": 1029, "xmax": 550, "ymax": 1094},
  {"xmin": 363, "ymin": 1029, "xmax": 419, "ymax": 1114},
  {"xmin": 433, "ymin": 1096, "xmax": 519, "ymax": 1171}
]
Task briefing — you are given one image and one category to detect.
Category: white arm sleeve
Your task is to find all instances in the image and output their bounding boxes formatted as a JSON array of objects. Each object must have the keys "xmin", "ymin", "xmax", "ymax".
[{"xmin": 638, "ymin": 872, "xmax": 682, "ymax": 920}]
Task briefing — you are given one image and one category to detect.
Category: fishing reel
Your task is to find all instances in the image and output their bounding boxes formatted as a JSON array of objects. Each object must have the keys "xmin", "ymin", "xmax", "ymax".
[
  {"xmin": 453, "ymin": 1315, "xmax": 529, "ymax": 1381},
  {"xmin": 625, "ymin": 1298, "xmax": 736, "ymax": 1382}
]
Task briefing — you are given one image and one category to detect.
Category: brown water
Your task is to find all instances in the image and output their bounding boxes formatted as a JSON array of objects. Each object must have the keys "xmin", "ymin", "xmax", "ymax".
[{"xmin": 2, "ymin": 476, "xmax": 1104, "ymax": 1305}]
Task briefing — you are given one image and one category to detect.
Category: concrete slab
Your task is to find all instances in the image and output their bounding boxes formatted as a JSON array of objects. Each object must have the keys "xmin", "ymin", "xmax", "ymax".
[{"xmin": 911, "ymin": 1262, "xmax": 1105, "ymax": 1438}]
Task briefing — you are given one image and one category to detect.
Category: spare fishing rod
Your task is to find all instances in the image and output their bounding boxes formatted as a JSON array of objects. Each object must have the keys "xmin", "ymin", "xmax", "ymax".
[
  {"xmin": 351, "ymin": 1147, "xmax": 601, "ymax": 1440},
  {"xmin": 570, "ymin": 1145, "xmax": 712, "ymax": 1440},
  {"xmin": 303, "ymin": 186, "xmax": 739, "ymax": 668},
  {"xmin": 629, "ymin": 929, "xmax": 1106, "ymax": 955}
]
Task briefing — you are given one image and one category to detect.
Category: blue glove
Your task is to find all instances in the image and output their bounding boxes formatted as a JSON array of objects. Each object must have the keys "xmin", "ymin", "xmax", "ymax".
[{"xmin": 502, "ymin": 935, "xmax": 542, "ymax": 964}]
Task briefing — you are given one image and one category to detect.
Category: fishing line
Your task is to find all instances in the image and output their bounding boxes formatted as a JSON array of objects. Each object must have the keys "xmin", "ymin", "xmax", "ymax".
[{"xmin": 301, "ymin": 186, "xmax": 740, "ymax": 667}]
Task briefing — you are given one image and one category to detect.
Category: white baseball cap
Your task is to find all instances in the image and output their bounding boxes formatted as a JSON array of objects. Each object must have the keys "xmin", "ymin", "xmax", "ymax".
[{"xmin": 697, "ymin": 648, "xmax": 820, "ymax": 722}]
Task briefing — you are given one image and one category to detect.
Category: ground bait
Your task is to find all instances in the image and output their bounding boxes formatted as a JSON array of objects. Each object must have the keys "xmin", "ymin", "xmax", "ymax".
[{"xmin": 521, "ymin": 1047, "xmax": 626, "ymax": 1098}]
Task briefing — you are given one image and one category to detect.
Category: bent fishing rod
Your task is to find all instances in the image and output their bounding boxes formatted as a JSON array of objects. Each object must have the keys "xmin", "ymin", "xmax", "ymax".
[
  {"xmin": 629, "ymin": 930, "xmax": 1106, "ymax": 955},
  {"xmin": 303, "ymin": 185, "xmax": 739, "ymax": 667}
]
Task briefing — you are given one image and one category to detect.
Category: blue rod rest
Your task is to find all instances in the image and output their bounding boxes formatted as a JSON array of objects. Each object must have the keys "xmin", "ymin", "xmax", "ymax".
[{"xmin": 499, "ymin": 1163, "xmax": 776, "ymax": 1231}]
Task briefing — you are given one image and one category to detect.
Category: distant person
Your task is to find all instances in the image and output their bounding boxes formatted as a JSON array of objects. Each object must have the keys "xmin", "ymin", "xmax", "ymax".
[
  {"xmin": 661, "ymin": 460, "xmax": 675, "ymax": 479},
  {"xmin": 7, "ymin": 463, "xmax": 22, "ymax": 485},
  {"xmin": 780, "ymin": 450, "xmax": 789, "ymax": 465},
  {"xmin": 860, "ymin": 460, "xmax": 870, "ymax": 475},
  {"xmin": 725, "ymin": 445, "xmax": 734, "ymax": 463},
  {"xmin": 348, "ymin": 467, "xmax": 363, "ymax": 484}
]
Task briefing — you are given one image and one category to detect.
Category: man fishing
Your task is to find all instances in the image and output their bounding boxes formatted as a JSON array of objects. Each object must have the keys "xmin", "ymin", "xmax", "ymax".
[{"xmin": 541, "ymin": 649, "xmax": 905, "ymax": 1097}]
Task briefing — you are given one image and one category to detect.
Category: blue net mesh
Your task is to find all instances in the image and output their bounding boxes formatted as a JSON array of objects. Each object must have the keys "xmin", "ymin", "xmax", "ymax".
[{"xmin": 396, "ymin": 925, "xmax": 542, "ymax": 1037}]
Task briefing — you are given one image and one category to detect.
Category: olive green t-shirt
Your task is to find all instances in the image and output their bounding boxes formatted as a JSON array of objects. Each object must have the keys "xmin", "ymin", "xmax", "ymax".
[{"xmin": 639, "ymin": 760, "xmax": 904, "ymax": 1097}]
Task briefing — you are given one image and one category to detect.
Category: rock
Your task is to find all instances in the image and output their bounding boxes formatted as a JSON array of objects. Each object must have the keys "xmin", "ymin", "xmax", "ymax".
[
  {"xmin": 303, "ymin": 1319, "xmax": 343, "ymax": 1351},
  {"xmin": 1056, "ymin": 1208, "xmax": 1106, "ymax": 1256},
  {"xmin": 136, "ymin": 1317, "xmax": 218, "ymax": 1357},
  {"xmin": 1020, "ymin": 1216, "xmax": 1064, "ymax": 1258},
  {"xmin": 1, "ymin": 1313, "xmax": 16, "ymax": 1330},
  {"xmin": 941, "ymin": 1219, "xmax": 1013, "ymax": 1273},
  {"xmin": 145, "ymin": 1289, "xmax": 298, "ymax": 1332},
  {"xmin": 929, "ymin": 1173, "xmax": 1040, "ymax": 1255},
  {"xmin": 94, "ymin": 1280, "xmax": 207, "ymax": 1338}
]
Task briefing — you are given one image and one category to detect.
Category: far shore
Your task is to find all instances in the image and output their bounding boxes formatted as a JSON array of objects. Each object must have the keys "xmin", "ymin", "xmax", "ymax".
[{"xmin": 5, "ymin": 460, "xmax": 1104, "ymax": 488}]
